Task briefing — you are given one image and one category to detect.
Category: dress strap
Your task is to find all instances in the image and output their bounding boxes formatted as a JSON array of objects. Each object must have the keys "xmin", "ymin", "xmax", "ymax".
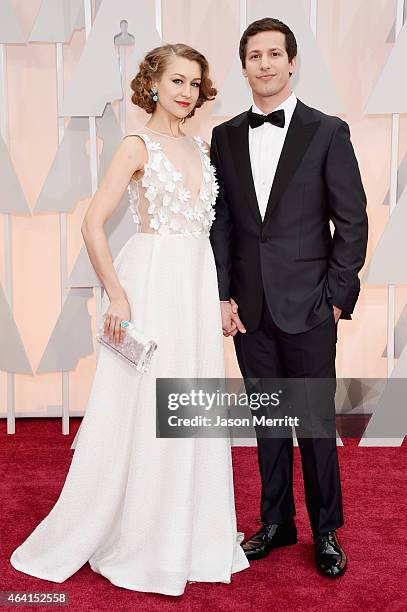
[
  {"xmin": 191, "ymin": 136, "xmax": 216, "ymax": 190},
  {"xmin": 122, "ymin": 132, "xmax": 152, "ymax": 231},
  {"xmin": 192, "ymin": 135, "xmax": 209, "ymax": 157},
  {"xmin": 123, "ymin": 130, "xmax": 148, "ymax": 144},
  {"xmin": 123, "ymin": 131, "xmax": 164, "ymax": 167},
  {"xmin": 123, "ymin": 131, "xmax": 157, "ymax": 146}
]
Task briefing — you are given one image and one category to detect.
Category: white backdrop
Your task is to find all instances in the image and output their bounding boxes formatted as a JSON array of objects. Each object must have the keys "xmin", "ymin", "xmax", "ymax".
[{"xmin": 0, "ymin": 0, "xmax": 406, "ymax": 445}]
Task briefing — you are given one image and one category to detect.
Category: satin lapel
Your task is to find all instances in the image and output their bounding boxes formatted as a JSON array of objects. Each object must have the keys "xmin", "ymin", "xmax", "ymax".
[
  {"xmin": 262, "ymin": 106, "xmax": 321, "ymax": 225},
  {"xmin": 227, "ymin": 115, "xmax": 262, "ymax": 226}
]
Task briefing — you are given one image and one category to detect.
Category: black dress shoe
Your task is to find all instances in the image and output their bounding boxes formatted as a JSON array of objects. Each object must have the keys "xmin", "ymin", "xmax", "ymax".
[
  {"xmin": 314, "ymin": 530, "xmax": 347, "ymax": 578},
  {"xmin": 242, "ymin": 520, "xmax": 297, "ymax": 560}
]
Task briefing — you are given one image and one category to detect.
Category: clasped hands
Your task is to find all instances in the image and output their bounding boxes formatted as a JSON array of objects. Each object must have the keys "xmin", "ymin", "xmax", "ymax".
[
  {"xmin": 220, "ymin": 299, "xmax": 246, "ymax": 337},
  {"xmin": 221, "ymin": 300, "xmax": 342, "ymax": 337}
]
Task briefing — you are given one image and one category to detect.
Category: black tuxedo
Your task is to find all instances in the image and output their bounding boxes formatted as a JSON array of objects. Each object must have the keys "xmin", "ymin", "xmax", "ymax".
[
  {"xmin": 209, "ymin": 99, "xmax": 368, "ymax": 334},
  {"xmin": 209, "ymin": 98, "xmax": 368, "ymax": 536}
]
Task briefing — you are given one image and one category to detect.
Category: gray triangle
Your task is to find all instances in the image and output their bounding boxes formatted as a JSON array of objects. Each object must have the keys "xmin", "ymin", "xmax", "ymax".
[
  {"xmin": 391, "ymin": 342, "xmax": 407, "ymax": 377},
  {"xmin": 386, "ymin": 0, "xmax": 407, "ymax": 43},
  {"xmin": 359, "ymin": 376, "xmax": 407, "ymax": 443},
  {"xmin": 95, "ymin": 0, "xmax": 104, "ymax": 14},
  {"xmin": 0, "ymin": 0, "xmax": 25, "ymax": 43},
  {"xmin": 69, "ymin": 199, "xmax": 137, "ymax": 288},
  {"xmin": 97, "ymin": 104, "xmax": 125, "ymax": 176},
  {"xmin": 196, "ymin": 1, "xmax": 241, "ymax": 116},
  {"xmin": 70, "ymin": 424, "xmax": 81, "ymax": 450},
  {"xmin": 359, "ymin": 346, "xmax": 407, "ymax": 444},
  {"xmin": 336, "ymin": 378, "xmax": 383, "ymax": 414},
  {"xmin": 0, "ymin": 284, "xmax": 32, "ymax": 374},
  {"xmin": 0, "ymin": 135, "xmax": 30, "ymax": 214},
  {"xmin": 74, "ymin": 2, "xmax": 86, "ymax": 31},
  {"xmin": 365, "ymin": 20, "xmax": 407, "ymax": 114},
  {"xmin": 60, "ymin": 0, "xmax": 161, "ymax": 117},
  {"xmin": 363, "ymin": 188, "xmax": 407, "ymax": 284},
  {"xmin": 349, "ymin": 378, "xmax": 382, "ymax": 413},
  {"xmin": 214, "ymin": 54, "xmax": 252, "ymax": 116},
  {"xmin": 248, "ymin": 0, "xmax": 345, "ymax": 113},
  {"xmin": 68, "ymin": 107, "xmax": 137, "ymax": 287},
  {"xmin": 36, "ymin": 288, "xmax": 94, "ymax": 373},
  {"xmin": 382, "ymin": 303, "xmax": 407, "ymax": 358},
  {"xmin": 387, "ymin": 22, "xmax": 395, "ymax": 44},
  {"xmin": 29, "ymin": 0, "xmax": 84, "ymax": 43},
  {"xmin": 33, "ymin": 118, "xmax": 91, "ymax": 213},
  {"xmin": 335, "ymin": 378, "xmax": 353, "ymax": 413},
  {"xmin": 382, "ymin": 153, "xmax": 407, "ymax": 205}
]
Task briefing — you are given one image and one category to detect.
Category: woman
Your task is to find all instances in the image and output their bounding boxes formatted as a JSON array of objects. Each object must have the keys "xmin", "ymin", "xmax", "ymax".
[{"xmin": 10, "ymin": 44, "xmax": 249, "ymax": 596}]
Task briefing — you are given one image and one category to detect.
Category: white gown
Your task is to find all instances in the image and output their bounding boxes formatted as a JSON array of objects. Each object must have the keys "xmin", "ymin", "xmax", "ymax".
[{"xmin": 10, "ymin": 127, "xmax": 250, "ymax": 596}]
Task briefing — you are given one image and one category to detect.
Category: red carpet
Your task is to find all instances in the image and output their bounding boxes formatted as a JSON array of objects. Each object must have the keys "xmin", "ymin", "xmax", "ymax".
[{"xmin": 1, "ymin": 418, "xmax": 406, "ymax": 611}]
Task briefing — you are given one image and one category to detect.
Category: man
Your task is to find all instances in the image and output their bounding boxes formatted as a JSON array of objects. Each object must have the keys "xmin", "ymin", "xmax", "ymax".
[{"xmin": 209, "ymin": 17, "xmax": 368, "ymax": 578}]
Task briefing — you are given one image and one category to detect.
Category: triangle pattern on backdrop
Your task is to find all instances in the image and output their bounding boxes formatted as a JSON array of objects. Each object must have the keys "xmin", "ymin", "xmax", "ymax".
[
  {"xmin": 215, "ymin": 0, "xmax": 345, "ymax": 116},
  {"xmin": 0, "ymin": 0, "xmax": 25, "ymax": 43},
  {"xmin": 365, "ymin": 19, "xmax": 407, "ymax": 114},
  {"xmin": 382, "ymin": 154, "xmax": 407, "ymax": 206},
  {"xmin": 29, "ymin": 0, "xmax": 84, "ymax": 43},
  {"xmin": 386, "ymin": 0, "xmax": 407, "ymax": 42},
  {"xmin": 33, "ymin": 117, "xmax": 92, "ymax": 213},
  {"xmin": 382, "ymin": 303, "xmax": 407, "ymax": 358},
  {"xmin": 0, "ymin": 284, "xmax": 32, "ymax": 374},
  {"xmin": 0, "ymin": 135, "xmax": 30, "ymax": 214},
  {"xmin": 60, "ymin": 0, "xmax": 161, "ymax": 117},
  {"xmin": 68, "ymin": 104, "xmax": 138, "ymax": 287},
  {"xmin": 363, "ymin": 188, "xmax": 407, "ymax": 284},
  {"xmin": 359, "ymin": 353, "xmax": 407, "ymax": 446},
  {"xmin": 390, "ymin": 341, "xmax": 407, "ymax": 377},
  {"xmin": 36, "ymin": 288, "xmax": 94, "ymax": 373},
  {"xmin": 336, "ymin": 377, "xmax": 385, "ymax": 415},
  {"xmin": 214, "ymin": 53, "xmax": 253, "ymax": 117}
]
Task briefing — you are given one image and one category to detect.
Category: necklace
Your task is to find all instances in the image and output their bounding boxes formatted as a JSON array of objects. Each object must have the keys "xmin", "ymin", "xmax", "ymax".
[{"xmin": 143, "ymin": 125, "xmax": 186, "ymax": 139}]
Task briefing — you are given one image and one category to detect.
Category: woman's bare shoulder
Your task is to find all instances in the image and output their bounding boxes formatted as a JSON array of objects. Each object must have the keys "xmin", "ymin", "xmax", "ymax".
[
  {"xmin": 122, "ymin": 132, "xmax": 148, "ymax": 152},
  {"xmin": 119, "ymin": 133, "xmax": 148, "ymax": 166}
]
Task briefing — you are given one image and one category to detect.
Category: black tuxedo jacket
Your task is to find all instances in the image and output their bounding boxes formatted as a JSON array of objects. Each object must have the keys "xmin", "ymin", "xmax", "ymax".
[{"xmin": 209, "ymin": 98, "xmax": 368, "ymax": 334}]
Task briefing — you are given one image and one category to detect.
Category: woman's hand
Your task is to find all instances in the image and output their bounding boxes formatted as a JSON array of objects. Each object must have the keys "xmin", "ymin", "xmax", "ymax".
[
  {"xmin": 220, "ymin": 299, "xmax": 246, "ymax": 337},
  {"xmin": 103, "ymin": 296, "xmax": 132, "ymax": 345}
]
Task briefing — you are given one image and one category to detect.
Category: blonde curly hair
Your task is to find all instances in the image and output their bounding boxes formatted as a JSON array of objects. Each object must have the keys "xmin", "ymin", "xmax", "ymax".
[{"xmin": 130, "ymin": 43, "xmax": 217, "ymax": 118}]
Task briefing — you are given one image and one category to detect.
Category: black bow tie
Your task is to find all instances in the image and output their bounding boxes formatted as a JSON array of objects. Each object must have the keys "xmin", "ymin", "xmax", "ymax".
[{"xmin": 247, "ymin": 108, "xmax": 285, "ymax": 129}]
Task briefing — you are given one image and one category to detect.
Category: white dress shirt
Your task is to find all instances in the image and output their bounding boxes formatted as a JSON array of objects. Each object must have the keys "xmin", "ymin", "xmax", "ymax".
[{"xmin": 248, "ymin": 92, "xmax": 298, "ymax": 220}]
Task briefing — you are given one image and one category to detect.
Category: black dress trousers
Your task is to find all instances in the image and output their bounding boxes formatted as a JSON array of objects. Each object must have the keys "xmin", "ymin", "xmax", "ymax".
[{"xmin": 233, "ymin": 292, "xmax": 344, "ymax": 537}]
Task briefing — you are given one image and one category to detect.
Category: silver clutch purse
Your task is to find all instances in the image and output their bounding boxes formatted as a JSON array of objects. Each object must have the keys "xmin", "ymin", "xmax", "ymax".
[{"xmin": 95, "ymin": 321, "xmax": 158, "ymax": 373}]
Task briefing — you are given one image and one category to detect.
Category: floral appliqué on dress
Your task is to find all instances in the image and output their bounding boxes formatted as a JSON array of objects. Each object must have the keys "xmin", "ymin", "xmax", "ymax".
[{"xmin": 126, "ymin": 134, "xmax": 219, "ymax": 237}]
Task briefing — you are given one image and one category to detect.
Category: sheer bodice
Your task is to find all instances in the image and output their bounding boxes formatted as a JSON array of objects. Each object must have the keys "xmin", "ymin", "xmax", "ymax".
[{"xmin": 123, "ymin": 128, "xmax": 219, "ymax": 237}]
